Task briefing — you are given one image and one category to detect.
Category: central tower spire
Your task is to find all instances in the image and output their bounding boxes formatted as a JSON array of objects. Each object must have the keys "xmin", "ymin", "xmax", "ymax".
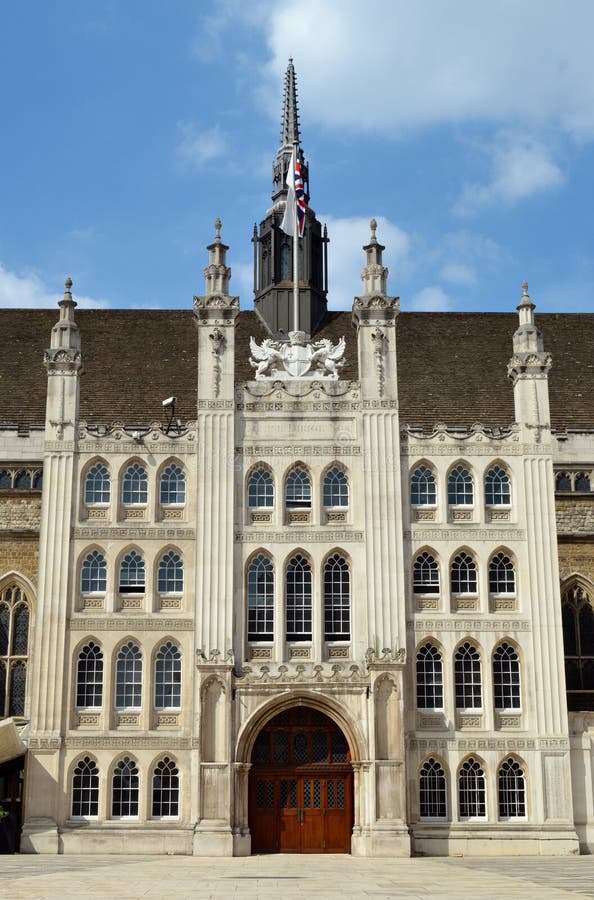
[{"xmin": 253, "ymin": 59, "xmax": 327, "ymax": 337}]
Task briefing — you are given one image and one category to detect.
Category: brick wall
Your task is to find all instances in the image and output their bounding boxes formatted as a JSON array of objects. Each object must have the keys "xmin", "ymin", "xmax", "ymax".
[
  {"xmin": 0, "ymin": 492, "xmax": 42, "ymax": 532},
  {"xmin": 556, "ymin": 496, "xmax": 594, "ymax": 536},
  {"xmin": 0, "ymin": 533, "xmax": 39, "ymax": 584}
]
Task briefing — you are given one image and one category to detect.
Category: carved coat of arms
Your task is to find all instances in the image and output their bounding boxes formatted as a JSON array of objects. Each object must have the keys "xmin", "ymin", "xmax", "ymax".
[{"xmin": 249, "ymin": 331, "xmax": 346, "ymax": 380}]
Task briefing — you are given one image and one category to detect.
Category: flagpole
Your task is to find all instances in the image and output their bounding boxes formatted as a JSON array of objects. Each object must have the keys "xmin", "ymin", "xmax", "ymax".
[{"xmin": 292, "ymin": 141, "xmax": 299, "ymax": 333}]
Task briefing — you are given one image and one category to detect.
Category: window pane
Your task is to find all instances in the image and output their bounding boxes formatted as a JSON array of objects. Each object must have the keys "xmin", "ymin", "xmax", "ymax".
[
  {"xmin": 285, "ymin": 467, "xmax": 311, "ymax": 509},
  {"xmin": 286, "ymin": 555, "xmax": 312, "ymax": 640},
  {"xmin": 122, "ymin": 463, "xmax": 148, "ymax": 505},
  {"xmin": 323, "ymin": 467, "xmax": 349, "ymax": 508},
  {"xmin": 160, "ymin": 464, "xmax": 186, "ymax": 505},
  {"xmin": 411, "ymin": 466, "xmax": 436, "ymax": 506},
  {"xmin": 324, "ymin": 554, "xmax": 350, "ymax": 639},
  {"xmin": 248, "ymin": 467, "xmax": 274, "ymax": 508},
  {"xmin": 247, "ymin": 554, "xmax": 274, "ymax": 640}
]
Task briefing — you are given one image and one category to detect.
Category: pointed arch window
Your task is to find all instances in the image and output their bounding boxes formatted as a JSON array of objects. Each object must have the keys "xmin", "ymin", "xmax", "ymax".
[
  {"xmin": 81, "ymin": 550, "xmax": 107, "ymax": 595},
  {"xmin": 419, "ymin": 758, "xmax": 447, "ymax": 819},
  {"xmin": 76, "ymin": 642, "xmax": 103, "ymax": 709},
  {"xmin": 562, "ymin": 584, "xmax": 594, "ymax": 710},
  {"xmin": 413, "ymin": 551, "xmax": 440, "ymax": 595},
  {"xmin": 575, "ymin": 472, "xmax": 591, "ymax": 492},
  {"xmin": 493, "ymin": 643, "xmax": 521, "ymax": 710},
  {"xmin": 459, "ymin": 758, "xmax": 486, "ymax": 818},
  {"xmin": 14, "ymin": 471, "xmax": 30, "ymax": 490},
  {"xmin": 451, "ymin": 552, "xmax": 477, "ymax": 594},
  {"xmin": 0, "ymin": 471, "xmax": 12, "ymax": 489},
  {"xmin": 152, "ymin": 757, "xmax": 180, "ymax": 818},
  {"xmin": 247, "ymin": 554, "xmax": 274, "ymax": 641},
  {"xmin": 160, "ymin": 463, "xmax": 186, "ymax": 506},
  {"xmin": 555, "ymin": 472, "xmax": 572, "ymax": 492},
  {"xmin": 248, "ymin": 467, "xmax": 274, "ymax": 509},
  {"xmin": 72, "ymin": 757, "xmax": 99, "ymax": 818},
  {"xmin": 498, "ymin": 757, "xmax": 526, "ymax": 818},
  {"xmin": 485, "ymin": 465, "xmax": 511, "ymax": 506},
  {"xmin": 324, "ymin": 554, "xmax": 350, "ymax": 640},
  {"xmin": 285, "ymin": 467, "xmax": 311, "ymax": 510},
  {"xmin": 122, "ymin": 463, "xmax": 148, "ymax": 506},
  {"xmin": 155, "ymin": 642, "xmax": 182, "ymax": 709},
  {"xmin": 323, "ymin": 467, "xmax": 349, "ymax": 508},
  {"xmin": 286, "ymin": 554, "xmax": 312, "ymax": 640},
  {"xmin": 119, "ymin": 551, "xmax": 145, "ymax": 594},
  {"xmin": 448, "ymin": 465, "xmax": 473, "ymax": 506},
  {"xmin": 489, "ymin": 552, "xmax": 516, "ymax": 595},
  {"xmin": 115, "ymin": 642, "xmax": 142, "ymax": 709},
  {"xmin": 112, "ymin": 757, "xmax": 139, "ymax": 818},
  {"xmin": 455, "ymin": 642, "xmax": 482, "ymax": 709},
  {"xmin": 157, "ymin": 551, "xmax": 184, "ymax": 594},
  {"xmin": 84, "ymin": 463, "xmax": 110, "ymax": 505},
  {"xmin": 411, "ymin": 465, "xmax": 437, "ymax": 506},
  {"xmin": 0, "ymin": 583, "xmax": 30, "ymax": 717},
  {"xmin": 416, "ymin": 643, "xmax": 443, "ymax": 709}
]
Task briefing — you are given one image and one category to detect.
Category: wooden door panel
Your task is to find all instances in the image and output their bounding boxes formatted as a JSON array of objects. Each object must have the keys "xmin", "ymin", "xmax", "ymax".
[
  {"xmin": 278, "ymin": 778, "xmax": 300, "ymax": 851},
  {"xmin": 301, "ymin": 777, "xmax": 324, "ymax": 851}
]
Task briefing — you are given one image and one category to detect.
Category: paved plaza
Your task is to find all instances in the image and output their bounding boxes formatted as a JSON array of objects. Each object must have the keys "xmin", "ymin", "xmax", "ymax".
[{"xmin": 0, "ymin": 854, "xmax": 593, "ymax": 899}]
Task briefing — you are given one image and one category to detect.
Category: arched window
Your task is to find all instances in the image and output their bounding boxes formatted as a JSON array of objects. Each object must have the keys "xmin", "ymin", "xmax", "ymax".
[
  {"xmin": 448, "ymin": 465, "xmax": 473, "ymax": 506},
  {"xmin": 323, "ymin": 467, "xmax": 349, "ymax": 508},
  {"xmin": 72, "ymin": 757, "xmax": 99, "ymax": 818},
  {"xmin": 84, "ymin": 463, "xmax": 110, "ymax": 505},
  {"xmin": 575, "ymin": 472, "xmax": 591, "ymax": 492},
  {"xmin": 489, "ymin": 552, "xmax": 516, "ymax": 594},
  {"xmin": 81, "ymin": 550, "xmax": 107, "ymax": 594},
  {"xmin": 485, "ymin": 465, "xmax": 511, "ymax": 506},
  {"xmin": 112, "ymin": 757, "xmax": 139, "ymax": 818},
  {"xmin": 247, "ymin": 554, "xmax": 274, "ymax": 641},
  {"xmin": 458, "ymin": 758, "xmax": 486, "ymax": 818},
  {"xmin": 119, "ymin": 551, "xmax": 145, "ymax": 594},
  {"xmin": 416, "ymin": 643, "xmax": 443, "ymax": 709},
  {"xmin": 122, "ymin": 463, "xmax": 148, "ymax": 506},
  {"xmin": 493, "ymin": 643, "xmax": 521, "ymax": 710},
  {"xmin": 451, "ymin": 552, "xmax": 477, "ymax": 594},
  {"xmin": 152, "ymin": 757, "xmax": 179, "ymax": 818},
  {"xmin": 286, "ymin": 554, "xmax": 312, "ymax": 641},
  {"xmin": 411, "ymin": 465, "xmax": 437, "ymax": 506},
  {"xmin": 0, "ymin": 470, "xmax": 12, "ymax": 489},
  {"xmin": 248, "ymin": 467, "xmax": 274, "ymax": 509},
  {"xmin": 115, "ymin": 642, "xmax": 142, "ymax": 709},
  {"xmin": 157, "ymin": 550, "xmax": 184, "ymax": 594},
  {"xmin": 419, "ymin": 758, "xmax": 447, "ymax": 818},
  {"xmin": 76, "ymin": 642, "xmax": 103, "ymax": 708},
  {"xmin": 455, "ymin": 642, "xmax": 482, "ymax": 709},
  {"xmin": 562, "ymin": 584, "xmax": 594, "ymax": 710},
  {"xmin": 413, "ymin": 551, "xmax": 439, "ymax": 595},
  {"xmin": 555, "ymin": 472, "xmax": 572, "ymax": 492},
  {"xmin": 0, "ymin": 583, "xmax": 30, "ymax": 717},
  {"xmin": 498, "ymin": 757, "xmax": 526, "ymax": 818},
  {"xmin": 155, "ymin": 642, "xmax": 182, "ymax": 709},
  {"xmin": 14, "ymin": 471, "xmax": 31, "ymax": 490},
  {"xmin": 160, "ymin": 463, "xmax": 186, "ymax": 506},
  {"xmin": 285, "ymin": 467, "xmax": 311, "ymax": 510},
  {"xmin": 324, "ymin": 554, "xmax": 350, "ymax": 640},
  {"xmin": 33, "ymin": 470, "xmax": 43, "ymax": 490}
]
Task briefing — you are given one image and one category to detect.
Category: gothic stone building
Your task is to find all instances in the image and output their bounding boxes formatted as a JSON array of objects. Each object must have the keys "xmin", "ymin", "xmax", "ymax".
[{"xmin": 1, "ymin": 62, "xmax": 594, "ymax": 857}]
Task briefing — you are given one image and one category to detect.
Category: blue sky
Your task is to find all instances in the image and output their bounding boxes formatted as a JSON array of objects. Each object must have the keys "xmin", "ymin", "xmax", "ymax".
[{"xmin": 1, "ymin": 0, "xmax": 593, "ymax": 314}]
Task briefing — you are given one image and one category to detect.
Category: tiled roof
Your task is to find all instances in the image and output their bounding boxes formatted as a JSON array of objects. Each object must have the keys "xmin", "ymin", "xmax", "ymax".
[{"xmin": 0, "ymin": 308, "xmax": 592, "ymax": 431}]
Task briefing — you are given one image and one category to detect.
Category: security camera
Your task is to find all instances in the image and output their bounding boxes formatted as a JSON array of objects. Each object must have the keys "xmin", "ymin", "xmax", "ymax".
[{"xmin": 162, "ymin": 396, "xmax": 176, "ymax": 407}]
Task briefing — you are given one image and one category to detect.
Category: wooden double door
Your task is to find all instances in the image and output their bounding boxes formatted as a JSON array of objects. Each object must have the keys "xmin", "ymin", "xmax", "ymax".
[{"xmin": 248, "ymin": 708, "xmax": 353, "ymax": 853}]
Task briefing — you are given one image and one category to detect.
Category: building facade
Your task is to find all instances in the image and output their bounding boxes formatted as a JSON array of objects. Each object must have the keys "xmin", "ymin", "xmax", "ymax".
[{"xmin": 1, "ymin": 62, "xmax": 593, "ymax": 857}]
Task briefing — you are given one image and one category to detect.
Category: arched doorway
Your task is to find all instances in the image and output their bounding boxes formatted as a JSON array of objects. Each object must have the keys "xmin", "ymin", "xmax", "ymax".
[{"xmin": 248, "ymin": 706, "xmax": 353, "ymax": 853}]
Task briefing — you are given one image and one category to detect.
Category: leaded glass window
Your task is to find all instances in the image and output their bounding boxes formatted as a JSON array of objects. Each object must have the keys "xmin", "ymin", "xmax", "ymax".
[
  {"xmin": 0, "ymin": 583, "xmax": 30, "ymax": 718},
  {"xmin": 459, "ymin": 757, "xmax": 486, "ymax": 818},
  {"xmin": 84, "ymin": 463, "xmax": 110, "ymax": 505},
  {"xmin": 324, "ymin": 554, "xmax": 350, "ymax": 640},
  {"xmin": 14, "ymin": 471, "xmax": 30, "ymax": 490},
  {"xmin": 157, "ymin": 550, "xmax": 184, "ymax": 594},
  {"xmin": 76, "ymin": 642, "xmax": 103, "ymax": 708},
  {"xmin": 451, "ymin": 552, "xmax": 477, "ymax": 594},
  {"xmin": 485, "ymin": 465, "xmax": 511, "ymax": 506},
  {"xmin": 419, "ymin": 758, "xmax": 447, "ymax": 818},
  {"xmin": 556, "ymin": 472, "xmax": 572, "ymax": 492},
  {"xmin": 122, "ymin": 463, "xmax": 148, "ymax": 506},
  {"xmin": 448, "ymin": 465, "xmax": 473, "ymax": 506},
  {"xmin": 455, "ymin": 642, "xmax": 482, "ymax": 709},
  {"xmin": 81, "ymin": 550, "xmax": 107, "ymax": 594},
  {"xmin": 286, "ymin": 554, "xmax": 312, "ymax": 640},
  {"xmin": 155, "ymin": 642, "xmax": 182, "ymax": 709},
  {"xmin": 247, "ymin": 554, "xmax": 274, "ymax": 641},
  {"xmin": 152, "ymin": 757, "xmax": 179, "ymax": 818},
  {"xmin": 575, "ymin": 472, "xmax": 591, "ymax": 492},
  {"xmin": 160, "ymin": 463, "xmax": 186, "ymax": 505},
  {"xmin": 248, "ymin": 467, "xmax": 274, "ymax": 508},
  {"xmin": 411, "ymin": 465, "xmax": 437, "ymax": 506},
  {"xmin": 285, "ymin": 467, "xmax": 311, "ymax": 510},
  {"xmin": 323, "ymin": 467, "xmax": 349, "ymax": 508},
  {"xmin": 0, "ymin": 471, "xmax": 12, "ymax": 489},
  {"xmin": 493, "ymin": 643, "xmax": 521, "ymax": 710},
  {"xmin": 72, "ymin": 757, "xmax": 99, "ymax": 818},
  {"xmin": 498, "ymin": 757, "xmax": 526, "ymax": 818},
  {"xmin": 115, "ymin": 642, "xmax": 142, "ymax": 709},
  {"xmin": 413, "ymin": 551, "xmax": 439, "ymax": 595},
  {"xmin": 416, "ymin": 643, "xmax": 443, "ymax": 709},
  {"xmin": 119, "ymin": 551, "xmax": 145, "ymax": 594},
  {"xmin": 112, "ymin": 757, "xmax": 139, "ymax": 818},
  {"xmin": 489, "ymin": 552, "xmax": 516, "ymax": 594},
  {"xmin": 562, "ymin": 585, "xmax": 594, "ymax": 710}
]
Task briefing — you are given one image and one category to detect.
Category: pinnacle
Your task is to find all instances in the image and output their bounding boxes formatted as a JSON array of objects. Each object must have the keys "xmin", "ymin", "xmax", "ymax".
[{"xmin": 280, "ymin": 57, "xmax": 301, "ymax": 151}]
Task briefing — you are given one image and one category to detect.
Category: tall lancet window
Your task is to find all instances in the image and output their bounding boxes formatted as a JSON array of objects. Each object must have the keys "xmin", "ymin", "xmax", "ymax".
[
  {"xmin": 286, "ymin": 554, "xmax": 312, "ymax": 641},
  {"xmin": 0, "ymin": 583, "xmax": 31, "ymax": 718}
]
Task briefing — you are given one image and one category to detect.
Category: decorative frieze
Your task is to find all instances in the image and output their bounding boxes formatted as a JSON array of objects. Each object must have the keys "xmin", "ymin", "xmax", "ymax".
[
  {"xmin": 403, "ymin": 443, "xmax": 522, "ymax": 456},
  {"xmin": 73, "ymin": 527, "xmax": 195, "ymax": 539},
  {"xmin": 159, "ymin": 597, "xmax": 182, "ymax": 610},
  {"xmin": 456, "ymin": 714, "xmax": 482, "ymax": 729},
  {"xmin": 69, "ymin": 617, "xmax": 193, "ymax": 631},
  {"xmin": 65, "ymin": 737, "xmax": 191, "ymax": 748},
  {"xmin": 238, "ymin": 444, "xmax": 362, "ymax": 457},
  {"xmin": 235, "ymin": 661, "xmax": 370, "ymax": 686},
  {"xmin": 408, "ymin": 619, "xmax": 531, "ymax": 632},
  {"xmin": 28, "ymin": 737, "xmax": 63, "ymax": 750},
  {"xmin": 236, "ymin": 530, "xmax": 363, "ymax": 543},
  {"xmin": 405, "ymin": 529, "xmax": 525, "ymax": 542},
  {"xmin": 490, "ymin": 597, "xmax": 517, "ymax": 612},
  {"xmin": 328, "ymin": 647, "xmax": 350, "ymax": 659},
  {"xmin": 116, "ymin": 713, "xmax": 139, "ymax": 727},
  {"xmin": 155, "ymin": 714, "xmax": 179, "ymax": 728},
  {"xmin": 410, "ymin": 738, "xmax": 537, "ymax": 751},
  {"xmin": 497, "ymin": 714, "xmax": 522, "ymax": 728},
  {"xmin": 77, "ymin": 441, "xmax": 197, "ymax": 453},
  {"xmin": 77, "ymin": 714, "xmax": 100, "ymax": 728},
  {"xmin": 415, "ymin": 597, "xmax": 439, "ymax": 611},
  {"xmin": 289, "ymin": 647, "xmax": 311, "ymax": 659},
  {"xmin": 453, "ymin": 597, "xmax": 478, "ymax": 612},
  {"xmin": 250, "ymin": 647, "xmax": 272, "ymax": 660},
  {"xmin": 198, "ymin": 400, "xmax": 234, "ymax": 410}
]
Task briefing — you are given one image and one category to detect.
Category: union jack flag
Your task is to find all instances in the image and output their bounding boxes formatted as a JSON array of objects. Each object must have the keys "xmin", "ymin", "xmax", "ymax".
[
  {"xmin": 293, "ymin": 156, "xmax": 307, "ymax": 238},
  {"xmin": 281, "ymin": 146, "xmax": 307, "ymax": 238}
]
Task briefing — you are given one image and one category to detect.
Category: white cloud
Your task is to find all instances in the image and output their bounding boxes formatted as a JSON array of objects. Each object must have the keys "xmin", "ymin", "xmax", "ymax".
[
  {"xmin": 176, "ymin": 123, "xmax": 228, "ymax": 168},
  {"xmin": 260, "ymin": 1, "xmax": 594, "ymax": 139},
  {"xmin": 0, "ymin": 262, "xmax": 108, "ymax": 308},
  {"xmin": 321, "ymin": 215, "xmax": 410, "ymax": 310},
  {"xmin": 439, "ymin": 263, "xmax": 477, "ymax": 287},
  {"xmin": 455, "ymin": 133, "xmax": 565, "ymax": 216},
  {"xmin": 409, "ymin": 286, "xmax": 451, "ymax": 311}
]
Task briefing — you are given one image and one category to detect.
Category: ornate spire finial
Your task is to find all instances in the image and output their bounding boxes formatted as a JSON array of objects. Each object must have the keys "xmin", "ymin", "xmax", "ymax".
[
  {"xmin": 370, "ymin": 218, "xmax": 377, "ymax": 242},
  {"xmin": 522, "ymin": 280, "xmax": 529, "ymax": 296},
  {"xmin": 59, "ymin": 276, "xmax": 76, "ymax": 313},
  {"xmin": 280, "ymin": 57, "xmax": 300, "ymax": 151},
  {"xmin": 214, "ymin": 218, "xmax": 222, "ymax": 242}
]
